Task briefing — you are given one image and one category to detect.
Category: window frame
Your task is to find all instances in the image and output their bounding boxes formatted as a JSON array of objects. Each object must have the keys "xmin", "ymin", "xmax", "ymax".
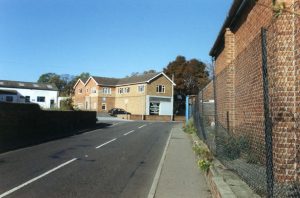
[
  {"xmin": 156, "ymin": 85, "xmax": 165, "ymax": 93},
  {"xmin": 101, "ymin": 103, "xmax": 106, "ymax": 110},
  {"xmin": 37, "ymin": 96, "xmax": 46, "ymax": 102},
  {"xmin": 6, "ymin": 96, "xmax": 13, "ymax": 102},
  {"xmin": 91, "ymin": 87, "xmax": 97, "ymax": 94},
  {"xmin": 138, "ymin": 85, "xmax": 145, "ymax": 93},
  {"xmin": 103, "ymin": 87, "xmax": 111, "ymax": 94}
]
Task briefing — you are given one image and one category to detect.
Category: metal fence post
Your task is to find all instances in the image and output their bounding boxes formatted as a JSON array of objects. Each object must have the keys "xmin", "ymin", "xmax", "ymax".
[
  {"xmin": 186, "ymin": 95, "xmax": 189, "ymax": 124},
  {"xmin": 261, "ymin": 27, "xmax": 274, "ymax": 198}
]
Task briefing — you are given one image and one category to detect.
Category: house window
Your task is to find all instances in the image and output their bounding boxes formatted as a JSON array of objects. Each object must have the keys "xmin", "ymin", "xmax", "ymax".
[
  {"xmin": 103, "ymin": 87, "xmax": 111, "ymax": 94},
  {"xmin": 124, "ymin": 87, "xmax": 130, "ymax": 93},
  {"xmin": 6, "ymin": 96, "xmax": 13, "ymax": 102},
  {"xmin": 118, "ymin": 88, "xmax": 124, "ymax": 94},
  {"xmin": 86, "ymin": 88, "xmax": 89, "ymax": 93},
  {"xmin": 102, "ymin": 103, "xmax": 106, "ymax": 110},
  {"xmin": 156, "ymin": 85, "xmax": 165, "ymax": 93},
  {"xmin": 91, "ymin": 87, "xmax": 97, "ymax": 93},
  {"xmin": 37, "ymin": 96, "xmax": 45, "ymax": 102},
  {"xmin": 25, "ymin": 96, "xmax": 30, "ymax": 103},
  {"xmin": 138, "ymin": 85, "xmax": 145, "ymax": 93},
  {"xmin": 79, "ymin": 88, "xmax": 82, "ymax": 94}
]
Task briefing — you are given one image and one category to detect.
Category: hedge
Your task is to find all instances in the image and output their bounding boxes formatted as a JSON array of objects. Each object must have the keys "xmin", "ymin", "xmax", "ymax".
[{"xmin": 0, "ymin": 102, "xmax": 96, "ymax": 153}]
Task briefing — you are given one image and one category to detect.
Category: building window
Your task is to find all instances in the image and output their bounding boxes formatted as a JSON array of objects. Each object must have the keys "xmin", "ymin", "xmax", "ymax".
[
  {"xmin": 79, "ymin": 88, "xmax": 82, "ymax": 94},
  {"xmin": 124, "ymin": 87, "xmax": 130, "ymax": 93},
  {"xmin": 37, "ymin": 96, "xmax": 45, "ymax": 102},
  {"xmin": 138, "ymin": 85, "xmax": 145, "ymax": 93},
  {"xmin": 25, "ymin": 96, "xmax": 30, "ymax": 103},
  {"xmin": 6, "ymin": 96, "xmax": 13, "ymax": 102},
  {"xmin": 86, "ymin": 88, "xmax": 89, "ymax": 93},
  {"xmin": 118, "ymin": 88, "xmax": 124, "ymax": 94},
  {"xmin": 102, "ymin": 103, "xmax": 106, "ymax": 110},
  {"xmin": 91, "ymin": 87, "xmax": 97, "ymax": 93},
  {"xmin": 156, "ymin": 85, "xmax": 165, "ymax": 93},
  {"xmin": 103, "ymin": 87, "xmax": 111, "ymax": 94}
]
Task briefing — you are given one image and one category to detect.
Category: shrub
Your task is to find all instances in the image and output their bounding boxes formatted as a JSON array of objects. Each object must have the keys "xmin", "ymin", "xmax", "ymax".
[
  {"xmin": 198, "ymin": 159, "xmax": 211, "ymax": 172},
  {"xmin": 59, "ymin": 98, "xmax": 74, "ymax": 111},
  {"xmin": 183, "ymin": 119, "xmax": 197, "ymax": 134},
  {"xmin": 223, "ymin": 136, "xmax": 241, "ymax": 160}
]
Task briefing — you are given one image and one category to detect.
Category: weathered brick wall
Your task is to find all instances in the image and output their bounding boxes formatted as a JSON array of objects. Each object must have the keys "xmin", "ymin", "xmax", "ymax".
[
  {"xmin": 266, "ymin": 1, "xmax": 299, "ymax": 183},
  {"xmin": 212, "ymin": 0, "xmax": 300, "ymax": 184},
  {"xmin": 202, "ymin": 81, "xmax": 214, "ymax": 102},
  {"xmin": 295, "ymin": 0, "xmax": 300, "ymax": 183},
  {"xmin": 233, "ymin": 34, "xmax": 265, "ymax": 159}
]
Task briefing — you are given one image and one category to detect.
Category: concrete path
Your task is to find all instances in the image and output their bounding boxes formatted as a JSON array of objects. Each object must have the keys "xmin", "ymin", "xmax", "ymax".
[{"xmin": 154, "ymin": 124, "xmax": 212, "ymax": 198}]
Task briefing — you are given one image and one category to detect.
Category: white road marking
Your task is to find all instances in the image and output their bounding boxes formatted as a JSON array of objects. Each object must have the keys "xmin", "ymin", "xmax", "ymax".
[
  {"xmin": 123, "ymin": 130, "xmax": 135, "ymax": 136},
  {"xmin": 0, "ymin": 158, "xmax": 77, "ymax": 198},
  {"xmin": 138, "ymin": 124, "xmax": 147, "ymax": 129},
  {"xmin": 95, "ymin": 138, "xmax": 117, "ymax": 149},
  {"xmin": 108, "ymin": 122, "xmax": 120, "ymax": 127}
]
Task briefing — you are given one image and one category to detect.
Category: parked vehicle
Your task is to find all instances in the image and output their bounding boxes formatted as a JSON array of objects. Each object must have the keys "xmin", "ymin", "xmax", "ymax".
[{"xmin": 108, "ymin": 108, "xmax": 131, "ymax": 116}]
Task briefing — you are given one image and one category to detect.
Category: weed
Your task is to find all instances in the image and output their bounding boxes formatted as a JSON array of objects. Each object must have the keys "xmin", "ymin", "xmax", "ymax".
[{"xmin": 198, "ymin": 159, "xmax": 211, "ymax": 172}]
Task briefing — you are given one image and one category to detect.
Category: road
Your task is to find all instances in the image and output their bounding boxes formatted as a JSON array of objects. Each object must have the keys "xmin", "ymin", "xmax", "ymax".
[{"xmin": 0, "ymin": 121, "xmax": 175, "ymax": 198}]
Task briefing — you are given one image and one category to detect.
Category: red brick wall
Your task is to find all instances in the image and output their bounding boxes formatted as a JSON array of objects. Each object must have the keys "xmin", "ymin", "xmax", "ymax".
[
  {"xmin": 213, "ymin": 0, "xmax": 300, "ymax": 183},
  {"xmin": 202, "ymin": 81, "xmax": 214, "ymax": 102}
]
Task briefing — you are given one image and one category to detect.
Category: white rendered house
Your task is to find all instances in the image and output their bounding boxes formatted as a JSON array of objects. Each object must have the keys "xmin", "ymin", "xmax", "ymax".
[{"xmin": 0, "ymin": 80, "xmax": 59, "ymax": 109}]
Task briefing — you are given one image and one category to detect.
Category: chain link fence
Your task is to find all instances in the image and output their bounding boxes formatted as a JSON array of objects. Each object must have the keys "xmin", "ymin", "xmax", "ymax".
[{"xmin": 191, "ymin": 4, "xmax": 300, "ymax": 197}]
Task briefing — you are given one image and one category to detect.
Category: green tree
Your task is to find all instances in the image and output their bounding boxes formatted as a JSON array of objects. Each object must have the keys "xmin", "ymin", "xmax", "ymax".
[
  {"xmin": 37, "ymin": 72, "xmax": 90, "ymax": 96},
  {"xmin": 37, "ymin": 73, "xmax": 67, "ymax": 92},
  {"xmin": 163, "ymin": 56, "xmax": 209, "ymax": 96}
]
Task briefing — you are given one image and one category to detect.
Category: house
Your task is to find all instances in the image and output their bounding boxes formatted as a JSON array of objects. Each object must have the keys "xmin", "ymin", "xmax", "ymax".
[
  {"xmin": 73, "ymin": 72, "xmax": 175, "ymax": 116},
  {"xmin": 0, "ymin": 80, "xmax": 59, "ymax": 108}
]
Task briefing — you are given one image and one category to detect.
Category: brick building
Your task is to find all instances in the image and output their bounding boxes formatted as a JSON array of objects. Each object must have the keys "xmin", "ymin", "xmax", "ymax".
[
  {"xmin": 73, "ymin": 72, "xmax": 175, "ymax": 117},
  {"xmin": 207, "ymin": 0, "xmax": 300, "ymax": 185}
]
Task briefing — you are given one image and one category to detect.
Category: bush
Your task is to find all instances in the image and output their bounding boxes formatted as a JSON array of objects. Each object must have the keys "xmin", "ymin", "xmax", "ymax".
[
  {"xmin": 223, "ymin": 135, "xmax": 252, "ymax": 160},
  {"xmin": 59, "ymin": 98, "xmax": 74, "ymax": 111},
  {"xmin": 198, "ymin": 159, "xmax": 211, "ymax": 172},
  {"xmin": 183, "ymin": 119, "xmax": 197, "ymax": 134}
]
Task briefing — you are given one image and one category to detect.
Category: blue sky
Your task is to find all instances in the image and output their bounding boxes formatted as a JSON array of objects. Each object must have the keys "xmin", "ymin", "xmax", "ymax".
[{"xmin": 0, "ymin": 0, "xmax": 232, "ymax": 82}]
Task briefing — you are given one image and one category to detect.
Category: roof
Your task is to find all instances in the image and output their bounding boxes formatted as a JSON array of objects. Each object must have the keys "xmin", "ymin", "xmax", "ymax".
[
  {"xmin": 0, "ymin": 80, "xmax": 59, "ymax": 91},
  {"xmin": 84, "ymin": 72, "xmax": 175, "ymax": 87},
  {"xmin": 0, "ymin": 90, "xmax": 18, "ymax": 95},
  {"xmin": 209, "ymin": 0, "xmax": 255, "ymax": 57}
]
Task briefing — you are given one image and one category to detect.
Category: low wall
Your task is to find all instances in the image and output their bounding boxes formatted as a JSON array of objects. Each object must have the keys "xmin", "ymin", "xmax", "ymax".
[
  {"xmin": 0, "ymin": 102, "xmax": 96, "ymax": 153},
  {"xmin": 129, "ymin": 114, "xmax": 185, "ymax": 122}
]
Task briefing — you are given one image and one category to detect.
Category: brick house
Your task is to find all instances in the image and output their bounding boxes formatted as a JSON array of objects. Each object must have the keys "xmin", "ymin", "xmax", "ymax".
[
  {"xmin": 208, "ymin": 0, "xmax": 300, "ymax": 185},
  {"xmin": 73, "ymin": 72, "xmax": 175, "ymax": 116}
]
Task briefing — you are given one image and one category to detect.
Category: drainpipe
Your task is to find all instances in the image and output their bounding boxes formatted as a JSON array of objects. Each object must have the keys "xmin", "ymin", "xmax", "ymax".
[{"xmin": 171, "ymin": 74, "xmax": 174, "ymax": 121}]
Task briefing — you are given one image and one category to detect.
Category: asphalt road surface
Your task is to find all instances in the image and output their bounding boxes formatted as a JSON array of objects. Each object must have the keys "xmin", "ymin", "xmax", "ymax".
[{"xmin": 0, "ymin": 121, "xmax": 175, "ymax": 198}]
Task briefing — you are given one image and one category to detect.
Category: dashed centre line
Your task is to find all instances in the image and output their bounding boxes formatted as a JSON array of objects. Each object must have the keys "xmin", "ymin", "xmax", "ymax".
[
  {"xmin": 138, "ymin": 124, "xmax": 147, "ymax": 129},
  {"xmin": 123, "ymin": 130, "xmax": 135, "ymax": 136},
  {"xmin": 95, "ymin": 138, "xmax": 117, "ymax": 149},
  {"xmin": 0, "ymin": 158, "xmax": 77, "ymax": 198}
]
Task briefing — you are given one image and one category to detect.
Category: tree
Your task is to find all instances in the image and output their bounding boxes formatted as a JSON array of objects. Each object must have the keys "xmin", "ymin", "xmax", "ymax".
[
  {"xmin": 126, "ymin": 70, "xmax": 157, "ymax": 77},
  {"xmin": 163, "ymin": 56, "xmax": 209, "ymax": 96},
  {"xmin": 37, "ymin": 72, "xmax": 90, "ymax": 96},
  {"xmin": 37, "ymin": 73, "xmax": 67, "ymax": 92},
  {"xmin": 63, "ymin": 72, "xmax": 90, "ymax": 96}
]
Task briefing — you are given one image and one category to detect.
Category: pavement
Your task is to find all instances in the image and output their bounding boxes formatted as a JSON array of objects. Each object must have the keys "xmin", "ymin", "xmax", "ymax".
[{"xmin": 152, "ymin": 124, "xmax": 212, "ymax": 198}]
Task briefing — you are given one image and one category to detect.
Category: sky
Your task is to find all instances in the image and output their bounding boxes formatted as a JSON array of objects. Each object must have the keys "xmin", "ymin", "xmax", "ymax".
[{"xmin": 0, "ymin": 0, "xmax": 233, "ymax": 82}]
